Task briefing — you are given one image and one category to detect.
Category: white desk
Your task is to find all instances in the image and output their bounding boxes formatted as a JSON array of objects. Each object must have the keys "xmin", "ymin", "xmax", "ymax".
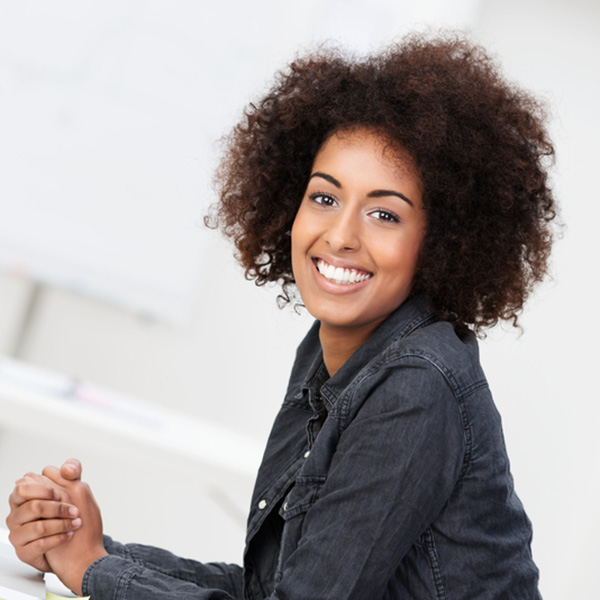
[
  {"xmin": 0, "ymin": 533, "xmax": 45, "ymax": 599},
  {"xmin": 0, "ymin": 356, "xmax": 261, "ymax": 565},
  {"xmin": 0, "ymin": 357, "xmax": 263, "ymax": 476},
  {"xmin": 0, "ymin": 528, "xmax": 83, "ymax": 599}
]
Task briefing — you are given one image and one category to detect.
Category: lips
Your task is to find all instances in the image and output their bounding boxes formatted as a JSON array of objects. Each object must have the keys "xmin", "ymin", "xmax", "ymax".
[{"xmin": 314, "ymin": 258, "xmax": 373, "ymax": 285}]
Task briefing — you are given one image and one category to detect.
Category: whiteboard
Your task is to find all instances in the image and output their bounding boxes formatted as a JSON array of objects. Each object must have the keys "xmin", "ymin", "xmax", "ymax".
[
  {"xmin": 0, "ymin": 2, "xmax": 244, "ymax": 322},
  {"xmin": 0, "ymin": 0, "xmax": 480, "ymax": 321}
]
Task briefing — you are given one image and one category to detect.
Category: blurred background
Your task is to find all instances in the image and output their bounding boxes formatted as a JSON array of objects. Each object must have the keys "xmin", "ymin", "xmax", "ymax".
[{"xmin": 0, "ymin": 0, "xmax": 598, "ymax": 597}]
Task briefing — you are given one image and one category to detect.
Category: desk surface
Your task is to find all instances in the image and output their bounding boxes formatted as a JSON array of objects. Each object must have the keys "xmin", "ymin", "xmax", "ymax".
[
  {"xmin": 0, "ymin": 356, "xmax": 263, "ymax": 478},
  {"xmin": 0, "ymin": 530, "xmax": 82, "ymax": 599},
  {"xmin": 0, "ymin": 532, "xmax": 46, "ymax": 599}
]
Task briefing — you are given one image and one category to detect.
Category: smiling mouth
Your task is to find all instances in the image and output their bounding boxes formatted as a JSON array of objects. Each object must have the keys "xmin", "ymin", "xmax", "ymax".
[{"xmin": 314, "ymin": 259, "xmax": 373, "ymax": 285}]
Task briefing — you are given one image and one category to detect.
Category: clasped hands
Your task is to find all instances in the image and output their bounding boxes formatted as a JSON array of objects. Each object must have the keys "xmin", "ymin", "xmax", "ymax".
[{"xmin": 5, "ymin": 459, "xmax": 108, "ymax": 596}]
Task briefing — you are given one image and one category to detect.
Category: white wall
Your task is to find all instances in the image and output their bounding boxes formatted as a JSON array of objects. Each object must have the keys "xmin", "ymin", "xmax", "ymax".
[
  {"xmin": 1, "ymin": 0, "xmax": 599, "ymax": 596},
  {"xmin": 475, "ymin": 2, "xmax": 600, "ymax": 597}
]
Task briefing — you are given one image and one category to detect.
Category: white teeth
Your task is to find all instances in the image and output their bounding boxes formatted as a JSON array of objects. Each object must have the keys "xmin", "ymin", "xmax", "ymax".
[{"xmin": 316, "ymin": 260, "xmax": 372, "ymax": 285}]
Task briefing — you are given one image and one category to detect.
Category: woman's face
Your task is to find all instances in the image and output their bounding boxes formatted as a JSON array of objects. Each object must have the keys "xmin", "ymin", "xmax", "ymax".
[{"xmin": 291, "ymin": 128, "xmax": 426, "ymax": 337}]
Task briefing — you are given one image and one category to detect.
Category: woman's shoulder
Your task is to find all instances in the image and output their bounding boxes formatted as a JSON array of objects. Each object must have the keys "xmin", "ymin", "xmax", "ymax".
[{"xmin": 359, "ymin": 317, "xmax": 488, "ymax": 405}]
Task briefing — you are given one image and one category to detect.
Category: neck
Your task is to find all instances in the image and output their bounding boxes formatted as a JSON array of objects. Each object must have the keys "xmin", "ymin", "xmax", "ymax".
[{"xmin": 319, "ymin": 321, "xmax": 381, "ymax": 376}]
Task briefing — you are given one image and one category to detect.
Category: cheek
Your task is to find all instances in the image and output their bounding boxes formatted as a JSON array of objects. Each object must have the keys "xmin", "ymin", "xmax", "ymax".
[
  {"xmin": 290, "ymin": 213, "xmax": 307, "ymax": 279},
  {"xmin": 290, "ymin": 219, "xmax": 301, "ymax": 258},
  {"xmin": 378, "ymin": 234, "xmax": 425, "ymax": 283},
  {"xmin": 385, "ymin": 236, "xmax": 420, "ymax": 265},
  {"xmin": 290, "ymin": 205, "xmax": 315, "ymax": 256}
]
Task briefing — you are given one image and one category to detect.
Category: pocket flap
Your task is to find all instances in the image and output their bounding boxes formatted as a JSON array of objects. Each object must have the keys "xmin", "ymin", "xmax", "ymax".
[{"xmin": 279, "ymin": 476, "xmax": 326, "ymax": 520}]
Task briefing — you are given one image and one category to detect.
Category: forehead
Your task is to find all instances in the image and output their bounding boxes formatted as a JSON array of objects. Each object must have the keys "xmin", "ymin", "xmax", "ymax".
[
  {"xmin": 316, "ymin": 127, "xmax": 417, "ymax": 168},
  {"xmin": 312, "ymin": 127, "xmax": 422, "ymax": 189}
]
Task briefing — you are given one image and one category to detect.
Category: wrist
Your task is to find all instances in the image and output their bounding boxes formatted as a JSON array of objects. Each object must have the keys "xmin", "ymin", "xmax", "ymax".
[{"xmin": 59, "ymin": 548, "xmax": 108, "ymax": 596}]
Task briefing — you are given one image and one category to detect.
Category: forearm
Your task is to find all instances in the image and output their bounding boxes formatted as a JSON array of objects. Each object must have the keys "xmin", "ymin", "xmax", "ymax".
[
  {"xmin": 102, "ymin": 536, "xmax": 244, "ymax": 595},
  {"xmin": 83, "ymin": 554, "xmax": 245, "ymax": 600}
]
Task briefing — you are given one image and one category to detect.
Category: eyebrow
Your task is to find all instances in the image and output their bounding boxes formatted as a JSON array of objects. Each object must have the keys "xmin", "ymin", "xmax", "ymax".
[{"xmin": 309, "ymin": 171, "xmax": 414, "ymax": 207}]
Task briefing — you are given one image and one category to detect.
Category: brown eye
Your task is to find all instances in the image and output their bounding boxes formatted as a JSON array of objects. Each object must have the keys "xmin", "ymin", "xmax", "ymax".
[
  {"xmin": 309, "ymin": 193, "xmax": 337, "ymax": 207},
  {"xmin": 369, "ymin": 209, "xmax": 400, "ymax": 223}
]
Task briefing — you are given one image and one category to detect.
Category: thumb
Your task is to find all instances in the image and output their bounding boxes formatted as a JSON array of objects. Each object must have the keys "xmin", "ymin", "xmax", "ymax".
[{"xmin": 60, "ymin": 458, "xmax": 82, "ymax": 481}]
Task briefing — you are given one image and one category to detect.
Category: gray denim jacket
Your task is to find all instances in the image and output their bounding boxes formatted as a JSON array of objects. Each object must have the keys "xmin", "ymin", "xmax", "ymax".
[{"xmin": 83, "ymin": 296, "xmax": 541, "ymax": 599}]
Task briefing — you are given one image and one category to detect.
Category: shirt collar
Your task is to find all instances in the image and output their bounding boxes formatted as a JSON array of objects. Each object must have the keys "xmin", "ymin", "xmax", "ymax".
[{"xmin": 302, "ymin": 295, "xmax": 437, "ymax": 412}]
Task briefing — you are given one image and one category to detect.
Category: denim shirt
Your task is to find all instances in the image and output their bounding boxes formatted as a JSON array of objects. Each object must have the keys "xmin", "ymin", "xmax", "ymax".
[{"xmin": 83, "ymin": 296, "xmax": 541, "ymax": 599}]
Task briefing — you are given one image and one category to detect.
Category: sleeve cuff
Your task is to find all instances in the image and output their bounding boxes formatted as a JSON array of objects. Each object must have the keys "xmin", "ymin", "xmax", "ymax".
[
  {"xmin": 103, "ymin": 535, "xmax": 133, "ymax": 559},
  {"xmin": 82, "ymin": 554, "xmax": 142, "ymax": 599}
]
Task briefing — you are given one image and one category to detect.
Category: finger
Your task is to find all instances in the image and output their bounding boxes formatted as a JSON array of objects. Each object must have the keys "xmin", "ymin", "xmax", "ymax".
[
  {"xmin": 10, "ymin": 481, "xmax": 59, "ymax": 507},
  {"xmin": 15, "ymin": 472, "xmax": 54, "ymax": 488},
  {"xmin": 13, "ymin": 498, "xmax": 79, "ymax": 526},
  {"xmin": 60, "ymin": 458, "xmax": 82, "ymax": 481},
  {"xmin": 10, "ymin": 515, "xmax": 82, "ymax": 547},
  {"xmin": 10, "ymin": 476, "xmax": 71, "ymax": 507},
  {"xmin": 8, "ymin": 516, "xmax": 82, "ymax": 560},
  {"xmin": 42, "ymin": 465, "xmax": 69, "ymax": 487},
  {"xmin": 17, "ymin": 531, "xmax": 76, "ymax": 572},
  {"xmin": 6, "ymin": 500, "xmax": 70, "ymax": 531},
  {"xmin": 15, "ymin": 471, "xmax": 39, "ymax": 483}
]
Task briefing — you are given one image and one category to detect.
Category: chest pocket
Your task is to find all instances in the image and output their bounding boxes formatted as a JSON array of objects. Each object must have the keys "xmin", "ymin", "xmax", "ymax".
[
  {"xmin": 279, "ymin": 475, "xmax": 325, "ymax": 519},
  {"xmin": 275, "ymin": 476, "xmax": 326, "ymax": 583}
]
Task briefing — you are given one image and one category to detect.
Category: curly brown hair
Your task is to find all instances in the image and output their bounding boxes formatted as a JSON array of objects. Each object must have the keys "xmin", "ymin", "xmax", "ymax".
[{"xmin": 208, "ymin": 32, "xmax": 557, "ymax": 332}]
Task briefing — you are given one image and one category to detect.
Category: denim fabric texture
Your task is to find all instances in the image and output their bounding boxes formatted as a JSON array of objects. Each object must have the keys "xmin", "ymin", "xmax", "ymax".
[{"xmin": 83, "ymin": 296, "xmax": 541, "ymax": 599}]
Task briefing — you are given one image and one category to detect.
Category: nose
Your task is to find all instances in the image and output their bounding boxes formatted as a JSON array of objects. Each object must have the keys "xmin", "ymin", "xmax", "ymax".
[{"xmin": 325, "ymin": 208, "xmax": 360, "ymax": 252}]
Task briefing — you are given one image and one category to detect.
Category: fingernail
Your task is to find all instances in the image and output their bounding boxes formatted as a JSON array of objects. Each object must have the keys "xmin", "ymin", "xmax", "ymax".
[
  {"xmin": 72, "ymin": 518, "xmax": 82, "ymax": 528},
  {"xmin": 68, "ymin": 506, "xmax": 78, "ymax": 517},
  {"xmin": 67, "ymin": 531, "xmax": 74, "ymax": 538}
]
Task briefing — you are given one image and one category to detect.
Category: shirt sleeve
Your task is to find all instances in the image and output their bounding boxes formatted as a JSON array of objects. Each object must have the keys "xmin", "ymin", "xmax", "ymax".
[
  {"xmin": 83, "ymin": 355, "xmax": 465, "ymax": 599},
  {"xmin": 273, "ymin": 354, "xmax": 466, "ymax": 599},
  {"xmin": 82, "ymin": 537, "xmax": 244, "ymax": 599}
]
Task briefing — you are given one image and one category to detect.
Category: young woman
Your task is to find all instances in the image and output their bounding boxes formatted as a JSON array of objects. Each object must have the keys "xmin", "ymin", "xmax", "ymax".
[{"xmin": 6, "ymin": 33, "xmax": 557, "ymax": 599}]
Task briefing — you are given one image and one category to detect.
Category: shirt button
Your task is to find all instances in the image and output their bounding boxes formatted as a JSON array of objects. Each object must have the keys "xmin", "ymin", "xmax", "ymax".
[
  {"xmin": 304, "ymin": 451, "xmax": 310, "ymax": 458},
  {"xmin": 258, "ymin": 499, "xmax": 267, "ymax": 510},
  {"xmin": 283, "ymin": 502, "xmax": 288, "ymax": 511}
]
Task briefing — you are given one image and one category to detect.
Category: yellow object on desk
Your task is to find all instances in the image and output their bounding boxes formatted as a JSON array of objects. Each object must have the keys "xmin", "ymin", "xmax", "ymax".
[{"xmin": 44, "ymin": 574, "xmax": 88, "ymax": 600}]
